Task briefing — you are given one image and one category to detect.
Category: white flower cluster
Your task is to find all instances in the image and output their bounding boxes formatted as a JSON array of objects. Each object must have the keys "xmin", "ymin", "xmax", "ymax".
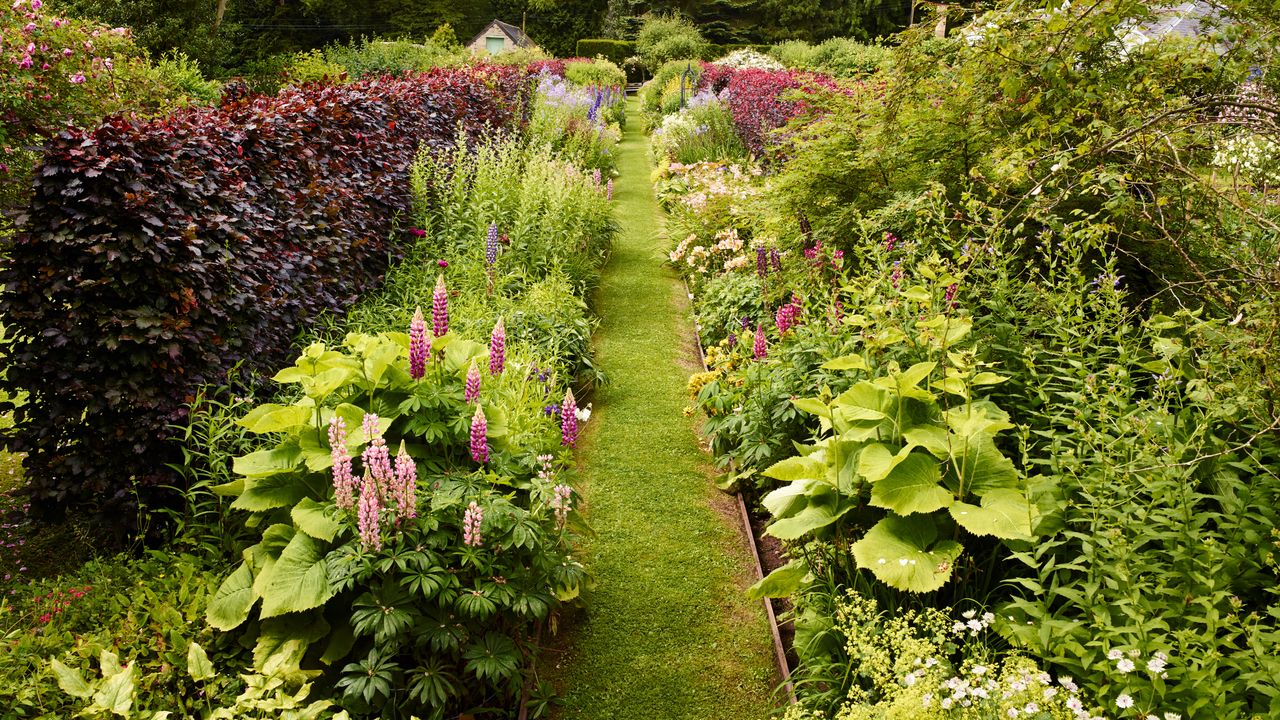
[
  {"xmin": 951, "ymin": 608, "xmax": 997, "ymax": 636},
  {"xmin": 713, "ymin": 48, "xmax": 785, "ymax": 71},
  {"xmin": 1211, "ymin": 132, "xmax": 1280, "ymax": 188}
]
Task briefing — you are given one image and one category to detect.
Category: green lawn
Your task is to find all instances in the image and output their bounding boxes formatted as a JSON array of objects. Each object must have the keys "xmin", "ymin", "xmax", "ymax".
[{"xmin": 542, "ymin": 100, "xmax": 780, "ymax": 719}]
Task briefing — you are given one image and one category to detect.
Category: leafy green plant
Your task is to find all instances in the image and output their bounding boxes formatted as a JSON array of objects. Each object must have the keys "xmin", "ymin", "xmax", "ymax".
[{"xmin": 204, "ymin": 331, "xmax": 585, "ymax": 717}]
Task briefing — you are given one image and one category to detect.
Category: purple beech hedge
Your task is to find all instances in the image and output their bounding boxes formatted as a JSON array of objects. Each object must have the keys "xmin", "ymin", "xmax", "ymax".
[{"xmin": 0, "ymin": 65, "xmax": 533, "ymax": 516}]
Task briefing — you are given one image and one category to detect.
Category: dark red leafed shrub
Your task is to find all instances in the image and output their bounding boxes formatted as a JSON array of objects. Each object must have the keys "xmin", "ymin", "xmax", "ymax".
[
  {"xmin": 527, "ymin": 59, "xmax": 567, "ymax": 77},
  {"xmin": 719, "ymin": 68, "xmax": 840, "ymax": 157},
  {"xmin": 698, "ymin": 62, "xmax": 735, "ymax": 95},
  {"xmin": 0, "ymin": 66, "xmax": 533, "ymax": 516}
]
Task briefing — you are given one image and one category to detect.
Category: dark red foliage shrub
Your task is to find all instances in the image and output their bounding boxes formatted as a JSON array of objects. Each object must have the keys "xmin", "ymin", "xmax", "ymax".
[
  {"xmin": 527, "ymin": 59, "xmax": 567, "ymax": 77},
  {"xmin": 0, "ymin": 66, "xmax": 533, "ymax": 516},
  {"xmin": 719, "ymin": 68, "xmax": 840, "ymax": 157},
  {"xmin": 697, "ymin": 62, "xmax": 735, "ymax": 95}
]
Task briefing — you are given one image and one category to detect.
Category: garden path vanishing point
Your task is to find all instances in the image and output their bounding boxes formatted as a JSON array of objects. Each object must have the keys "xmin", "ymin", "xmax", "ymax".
[{"xmin": 542, "ymin": 99, "xmax": 779, "ymax": 719}]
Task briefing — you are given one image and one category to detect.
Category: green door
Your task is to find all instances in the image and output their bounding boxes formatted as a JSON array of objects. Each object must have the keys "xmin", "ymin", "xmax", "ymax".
[{"xmin": 486, "ymin": 36, "xmax": 505, "ymax": 54}]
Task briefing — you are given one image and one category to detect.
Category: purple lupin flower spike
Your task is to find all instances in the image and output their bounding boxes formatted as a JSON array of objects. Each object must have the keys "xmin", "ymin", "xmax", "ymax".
[
  {"xmin": 561, "ymin": 389, "xmax": 578, "ymax": 448},
  {"xmin": 489, "ymin": 317, "xmax": 506, "ymax": 376},
  {"xmin": 409, "ymin": 307, "xmax": 428, "ymax": 379},
  {"xmin": 775, "ymin": 305, "xmax": 790, "ymax": 335},
  {"xmin": 463, "ymin": 501, "xmax": 484, "ymax": 547},
  {"xmin": 432, "ymin": 274, "xmax": 449, "ymax": 338},
  {"xmin": 393, "ymin": 442, "xmax": 416, "ymax": 520},
  {"xmin": 592, "ymin": 168, "xmax": 602, "ymax": 187},
  {"xmin": 756, "ymin": 246, "xmax": 768, "ymax": 278},
  {"xmin": 465, "ymin": 362, "xmax": 481, "ymax": 404},
  {"xmin": 770, "ymin": 248, "xmax": 782, "ymax": 273},
  {"xmin": 944, "ymin": 283, "xmax": 959, "ymax": 309},
  {"xmin": 329, "ymin": 417, "xmax": 356, "ymax": 511},
  {"xmin": 470, "ymin": 406, "xmax": 490, "ymax": 464},
  {"xmin": 606, "ymin": 179, "xmax": 614, "ymax": 201},
  {"xmin": 357, "ymin": 472, "xmax": 381, "ymax": 551},
  {"xmin": 486, "ymin": 223, "xmax": 500, "ymax": 266},
  {"xmin": 754, "ymin": 323, "xmax": 768, "ymax": 360}
]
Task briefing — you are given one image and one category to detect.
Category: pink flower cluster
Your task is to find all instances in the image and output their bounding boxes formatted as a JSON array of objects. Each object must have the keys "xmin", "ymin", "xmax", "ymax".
[
  {"xmin": 551, "ymin": 484, "xmax": 573, "ymax": 527},
  {"xmin": 470, "ymin": 406, "xmax": 490, "ymax": 464},
  {"xmin": 775, "ymin": 294, "xmax": 803, "ymax": 334},
  {"xmin": 560, "ymin": 389, "xmax": 578, "ymax": 448},
  {"xmin": 754, "ymin": 322, "xmax": 768, "ymax": 360},
  {"xmin": 489, "ymin": 317, "xmax": 506, "ymax": 376},
  {"xmin": 465, "ymin": 362, "xmax": 482, "ymax": 403},
  {"xmin": 331, "ymin": 412, "xmax": 420, "ymax": 551},
  {"xmin": 409, "ymin": 307, "xmax": 428, "ymax": 378},
  {"xmin": 463, "ymin": 501, "xmax": 484, "ymax": 547},
  {"xmin": 432, "ymin": 274, "xmax": 449, "ymax": 337}
]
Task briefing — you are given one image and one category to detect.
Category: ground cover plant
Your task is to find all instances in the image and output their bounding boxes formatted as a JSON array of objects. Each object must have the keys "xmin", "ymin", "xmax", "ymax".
[{"xmin": 649, "ymin": 2, "xmax": 1280, "ymax": 717}]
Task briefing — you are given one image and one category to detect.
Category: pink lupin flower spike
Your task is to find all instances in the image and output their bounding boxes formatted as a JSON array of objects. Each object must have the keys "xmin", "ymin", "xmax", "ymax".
[
  {"xmin": 470, "ymin": 405, "xmax": 490, "ymax": 464},
  {"xmin": 489, "ymin": 317, "xmax": 506, "ymax": 376},
  {"xmin": 431, "ymin": 274, "xmax": 449, "ymax": 338},
  {"xmin": 561, "ymin": 389, "xmax": 578, "ymax": 448},
  {"xmin": 357, "ymin": 471, "xmax": 382, "ymax": 551},
  {"xmin": 465, "ymin": 361, "xmax": 481, "ymax": 404},
  {"xmin": 409, "ymin": 307, "xmax": 428, "ymax": 379},
  {"xmin": 329, "ymin": 416, "xmax": 356, "ymax": 511}
]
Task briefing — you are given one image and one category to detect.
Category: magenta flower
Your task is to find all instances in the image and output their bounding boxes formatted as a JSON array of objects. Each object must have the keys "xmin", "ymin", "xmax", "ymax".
[
  {"xmin": 329, "ymin": 417, "xmax": 356, "ymax": 511},
  {"xmin": 754, "ymin": 323, "xmax": 767, "ymax": 360},
  {"xmin": 486, "ymin": 223, "xmax": 500, "ymax": 266},
  {"xmin": 357, "ymin": 472, "xmax": 381, "ymax": 551},
  {"xmin": 884, "ymin": 232, "xmax": 898, "ymax": 252},
  {"xmin": 409, "ymin": 227, "xmax": 426, "ymax": 237},
  {"xmin": 432, "ymin": 275, "xmax": 448, "ymax": 338},
  {"xmin": 470, "ymin": 406, "xmax": 489, "ymax": 464},
  {"xmin": 465, "ymin": 362, "xmax": 481, "ymax": 404},
  {"xmin": 944, "ymin": 283, "xmax": 959, "ymax": 309},
  {"xmin": 68, "ymin": 72, "xmax": 85, "ymax": 84},
  {"xmin": 561, "ymin": 389, "xmax": 578, "ymax": 448},
  {"xmin": 592, "ymin": 168, "xmax": 602, "ymax": 187},
  {"xmin": 393, "ymin": 443, "xmax": 417, "ymax": 520},
  {"xmin": 463, "ymin": 501, "xmax": 484, "ymax": 547},
  {"xmin": 890, "ymin": 261, "xmax": 903, "ymax": 289},
  {"xmin": 489, "ymin": 317, "xmax": 506, "ymax": 376},
  {"xmin": 437, "ymin": 259, "xmax": 448, "ymax": 268},
  {"xmin": 409, "ymin": 307, "xmax": 428, "ymax": 379}
]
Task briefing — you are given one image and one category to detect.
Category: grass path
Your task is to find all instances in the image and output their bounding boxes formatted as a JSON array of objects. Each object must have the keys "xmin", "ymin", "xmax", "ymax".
[{"xmin": 542, "ymin": 100, "xmax": 778, "ymax": 719}]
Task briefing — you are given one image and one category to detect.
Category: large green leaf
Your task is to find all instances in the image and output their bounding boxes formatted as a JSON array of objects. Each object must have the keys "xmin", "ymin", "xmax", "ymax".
[
  {"xmin": 764, "ymin": 484, "xmax": 852, "ymax": 540},
  {"xmin": 746, "ymin": 559, "xmax": 809, "ymax": 600},
  {"xmin": 903, "ymin": 425, "xmax": 950, "ymax": 458},
  {"xmin": 851, "ymin": 515, "xmax": 963, "ymax": 593},
  {"xmin": 206, "ymin": 561, "xmax": 256, "ymax": 631},
  {"xmin": 303, "ymin": 367, "xmax": 356, "ymax": 400},
  {"xmin": 951, "ymin": 432, "xmax": 1020, "ymax": 496},
  {"xmin": 50, "ymin": 658, "xmax": 93, "ymax": 699},
  {"xmin": 821, "ymin": 354, "xmax": 869, "ymax": 371},
  {"xmin": 94, "ymin": 653, "xmax": 136, "ymax": 717},
  {"xmin": 870, "ymin": 453, "xmax": 953, "ymax": 515},
  {"xmin": 186, "ymin": 642, "xmax": 216, "ymax": 682},
  {"xmin": 762, "ymin": 455, "xmax": 826, "ymax": 482},
  {"xmin": 950, "ymin": 488, "xmax": 1035, "ymax": 541},
  {"xmin": 292, "ymin": 497, "xmax": 341, "ymax": 542},
  {"xmin": 238, "ymin": 404, "xmax": 314, "ymax": 434},
  {"xmin": 259, "ymin": 532, "xmax": 334, "ymax": 619},
  {"xmin": 444, "ymin": 339, "xmax": 487, "ymax": 373},
  {"xmin": 231, "ymin": 473, "xmax": 312, "ymax": 512},
  {"xmin": 857, "ymin": 443, "xmax": 904, "ymax": 483},
  {"xmin": 232, "ymin": 443, "xmax": 303, "ymax": 478},
  {"xmin": 791, "ymin": 396, "xmax": 832, "ymax": 419}
]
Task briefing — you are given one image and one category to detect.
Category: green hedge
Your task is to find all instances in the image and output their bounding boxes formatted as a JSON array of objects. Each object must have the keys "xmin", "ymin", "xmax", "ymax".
[{"xmin": 576, "ymin": 39, "xmax": 636, "ymax": 66}]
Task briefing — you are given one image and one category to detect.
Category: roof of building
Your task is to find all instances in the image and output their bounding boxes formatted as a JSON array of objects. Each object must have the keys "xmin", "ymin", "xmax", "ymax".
[{"xmin": 471, "ymin": 19, "xmax": 535, "ymax": 50}]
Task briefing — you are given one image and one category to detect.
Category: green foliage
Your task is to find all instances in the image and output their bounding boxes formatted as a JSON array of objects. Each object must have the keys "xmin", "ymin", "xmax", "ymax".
[
  {"xmin": 1, "ymin": 551, "xmax": 252, "ymax": 718},
  {"xmin": 768, "ymin": 37, "xmax": 890, "ymax": 77},
  {"xmin": 634, "ymin": 13, "xmax": 708, "ymax": 71},
  {"xmin": 564, "ymin": 58, "xmax": 626, "ymax": 88},
  {"xmin": 575, "ymin": 38, "xmax": 636, "ymax": 68},
  {"xmin": 650, "ymin": 96, "xmax": 747, "ymax": 164},
  {"xmin": 285, "ymin": 50, "xmax": 350, "ymax": 85},
  {"xmin": 207, "ymin": 330, "xmax": 585, "ymax": 717}
]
